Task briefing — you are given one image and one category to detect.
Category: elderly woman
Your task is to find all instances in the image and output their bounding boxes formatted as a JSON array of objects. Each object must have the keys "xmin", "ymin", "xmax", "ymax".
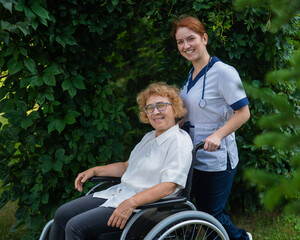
[{"xmin": 49, "ymin": 82, "xmax": 193, "ymax": 240}]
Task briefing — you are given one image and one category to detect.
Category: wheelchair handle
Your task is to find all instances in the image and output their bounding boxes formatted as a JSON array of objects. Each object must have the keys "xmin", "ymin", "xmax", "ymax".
[{"xmin": 192, "ymin": 141, "xmax": 220, "ymax": 154}]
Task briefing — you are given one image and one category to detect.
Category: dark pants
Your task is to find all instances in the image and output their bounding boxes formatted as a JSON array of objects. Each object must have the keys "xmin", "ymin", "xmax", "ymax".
[
  {"xmin": 192, "ymin": 161, "xmax": 249, "ymax": 240},
  {"xmin": 49, "ymin": 195, "xmax": 119, "ymax": 240}
]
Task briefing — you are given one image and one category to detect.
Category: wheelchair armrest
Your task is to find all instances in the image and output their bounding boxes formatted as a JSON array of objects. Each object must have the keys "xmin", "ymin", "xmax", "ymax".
[
  {"xmin": 89, "ymin": 176, "xmax": 121, "ymax": 183},
  {"xmin": 138, "ymin": 196, "xmax": 187, "ymax": 209}
]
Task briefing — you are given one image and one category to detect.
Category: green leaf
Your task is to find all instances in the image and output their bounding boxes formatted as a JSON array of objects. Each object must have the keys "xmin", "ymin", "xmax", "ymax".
[
  {"xmin": 72, "ymin": 75, "xmax": 86, "ymax": 90},
  {"xmin": 43, "ymin": 73, "xmax": 56, "ymax": 86},
  {"xmin": 68, "ymin": 85, "xmax": 77, "ymax": 98},
  {"xmin": 64, "ymin": 112, "xmax": 76, "ymax": 124},
  {"xmin": 24, "ymin": 7, "xmax": 35, "ymax": 18},
  {"xmin": 29, "ymin": 75, "xmax": 43, "ymax": 88},
  {"xmin": 44, "ymin": 64, "xmax": 61, "ymax": 75},
  {"xmin": 19, "ymin": 47, "xmax": 27, "ymax": 56},
  {"xmin": 1, "ymin": 0, "xmax": 13, "ymax": 13},
  {"xmin": 24, "ymin": 58, "xmax": 37, "ymax": 74},
  {"xmin": 62, "ymin": 79, "xmax": 72, "ymax": 91},
  {"xmin": 112, "ymin": 0, "xmax": 119, "ymax": 6},
  {"xmin": 7, "ymin": 58, "xmax": 22, "ymax": 75},
  {"xmin": 52, "ymin": 160, "xmax": 63, "ymax": 172},
  {"xmin": 37, "ymin": 92, "xmax": 45, "ymax": 104},
  {"xmin": 39, "ymin": 155, "xmax": 53, "ymax": 173},
  {"xmin": 31, "ymin": 4, "xmax": 50, "ymax": 20},
  {"xmin": 55, "ymin": 148, "xmax": 65, "ymax": 160},
  {"xmin": 21, "ymin": 118, "xmax": 33, "ymax": 130},
  {"xmin": 56, "ymin": 119, "xmax": 66, "ymax": 133},
  {"xmin": 41, "ymin": 193, "xmax": 49, "ymax": 204}
]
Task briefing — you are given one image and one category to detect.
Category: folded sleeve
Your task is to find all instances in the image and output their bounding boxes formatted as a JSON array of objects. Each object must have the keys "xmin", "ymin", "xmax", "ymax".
[{"xmin": 218, "ymin": 64, "xmax": 248, "ymax": 110}]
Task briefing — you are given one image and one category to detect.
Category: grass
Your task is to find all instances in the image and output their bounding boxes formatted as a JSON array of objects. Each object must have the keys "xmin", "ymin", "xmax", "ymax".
[
  {"xmin": 0, "ymin": 201, "xmax": 26, "ymax": 240},
  {"xmin": 232, "ymin": 210, "xmax": 300, "ymax": 240},
  {"xmin": 0, "ymin": 200, "xmax": 299, "ymax": 240}
]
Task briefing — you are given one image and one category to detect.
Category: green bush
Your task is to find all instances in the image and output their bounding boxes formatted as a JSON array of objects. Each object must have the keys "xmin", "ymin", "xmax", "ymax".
[{"xmin": 0, "ymin": 0, "xmax": 298, "ymax": 238}]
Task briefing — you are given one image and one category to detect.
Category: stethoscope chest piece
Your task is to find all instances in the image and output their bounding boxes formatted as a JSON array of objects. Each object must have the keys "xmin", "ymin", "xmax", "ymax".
[{"xmin": 199, "ymin": 99, "xmax": 207, "ymax": 108}]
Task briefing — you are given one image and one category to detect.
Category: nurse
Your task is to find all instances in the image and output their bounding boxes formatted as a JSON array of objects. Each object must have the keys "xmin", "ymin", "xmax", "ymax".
[{"xmin": 173, "ymin": 15, "xmax": 252, "ymax": 240}]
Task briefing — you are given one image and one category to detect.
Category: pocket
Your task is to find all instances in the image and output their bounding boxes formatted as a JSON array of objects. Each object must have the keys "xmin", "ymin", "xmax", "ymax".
[{"xmin": 194, "ymin": 123, "xmax": 227, "ymax": 169}]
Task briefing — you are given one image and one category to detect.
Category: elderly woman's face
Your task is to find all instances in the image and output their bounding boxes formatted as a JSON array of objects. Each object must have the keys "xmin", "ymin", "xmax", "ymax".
[{"xmin": 145, "ymin": 94, "xmax": 176, "ymax": 137}]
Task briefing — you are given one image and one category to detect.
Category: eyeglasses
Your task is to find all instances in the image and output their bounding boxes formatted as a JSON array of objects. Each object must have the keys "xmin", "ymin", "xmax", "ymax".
[{"xmin": 143, "ymin": 102, "xmax": 172, "ymax": 114}]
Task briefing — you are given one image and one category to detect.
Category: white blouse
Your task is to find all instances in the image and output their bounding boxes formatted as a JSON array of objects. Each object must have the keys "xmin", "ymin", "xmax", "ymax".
[{"xmin": 93, "ymin": 124, "xmax": 193, "ymax": 208}]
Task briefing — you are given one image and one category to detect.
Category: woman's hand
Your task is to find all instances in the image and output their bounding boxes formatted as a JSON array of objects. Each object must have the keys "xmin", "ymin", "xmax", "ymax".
[
  {"xmin": 74, "ymin": 168, "xmax": 95, "ymax": 192},
  {"xmin": 204, "ymin": 133, "xmax": 221, "ymax": 152},
  {"xmin": 107, "ymin": 198, "xmax": 136, "ymax": 229}
]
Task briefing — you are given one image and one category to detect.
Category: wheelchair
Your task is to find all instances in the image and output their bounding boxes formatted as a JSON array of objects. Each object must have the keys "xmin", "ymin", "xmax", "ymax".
[{"xmin": 39, "ymin": 142, "xmax": 229, "ymax": 240}]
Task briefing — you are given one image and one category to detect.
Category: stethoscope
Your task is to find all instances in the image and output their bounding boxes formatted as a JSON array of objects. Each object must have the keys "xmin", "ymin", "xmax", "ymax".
[{"xmin": 182, "ymin": 56, "xmax": 212, "ymax": 108}]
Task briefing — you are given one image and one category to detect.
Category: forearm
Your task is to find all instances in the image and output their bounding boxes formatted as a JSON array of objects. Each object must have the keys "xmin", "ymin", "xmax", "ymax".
[
  {"xmin": 213, "ymin": 105, "xmax": 250, "ymax": 140},
  {"xmin": 129, "ymin": 182, "xmax": 177, "ymax": 208},
  {"xmin": 92, "ymin": 162, "xmax": 128, "ymax": 178}
]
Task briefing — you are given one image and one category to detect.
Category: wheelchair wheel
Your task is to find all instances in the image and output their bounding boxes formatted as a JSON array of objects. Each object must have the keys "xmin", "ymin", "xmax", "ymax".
[{"xmin": 144, "ymin": 210, "xmax": 229, "ymax": 240}]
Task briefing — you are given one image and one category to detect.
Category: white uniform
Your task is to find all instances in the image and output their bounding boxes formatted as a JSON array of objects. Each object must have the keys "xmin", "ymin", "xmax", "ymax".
[
  {"xmin": 180, "ymin": 57, "xmax": 249, "ymax": 172},
  {"xmin": 93, "ymin": 124, "xmax": 193, "ymax": 208}
]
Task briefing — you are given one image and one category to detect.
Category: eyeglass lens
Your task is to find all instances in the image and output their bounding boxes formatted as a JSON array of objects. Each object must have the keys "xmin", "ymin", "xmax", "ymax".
[{"xmin": 145, "ymin": 103, "xmax": 169, "ymax": 113}]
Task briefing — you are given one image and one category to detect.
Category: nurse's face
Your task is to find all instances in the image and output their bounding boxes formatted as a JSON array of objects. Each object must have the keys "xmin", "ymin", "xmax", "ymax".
[
  {"xmin": 145, "ymin": 94, "xmax": 176, "ymax": 137},
  {"xmin": 175, "ymin": 27, "xmax": 208, "ymax": 64}
]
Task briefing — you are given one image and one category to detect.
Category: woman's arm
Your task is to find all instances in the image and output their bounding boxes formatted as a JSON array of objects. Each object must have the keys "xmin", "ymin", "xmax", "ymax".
[
  {"xmin": 204, "ymin": 105, "xmax": 250, "ymax": 151},
  {"xmin": 107, "ymin": 182, "xmax": 177, "ymax": 229},
  {"xmin": 74, "ymin": 161, "xmax": 129, "ymax": 192}
]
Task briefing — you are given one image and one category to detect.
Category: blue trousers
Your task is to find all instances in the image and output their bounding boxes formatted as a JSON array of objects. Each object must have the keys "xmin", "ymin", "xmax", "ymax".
[{"xmin": 192, "ymin": 162, "xmax": 249, "ymax": 240}]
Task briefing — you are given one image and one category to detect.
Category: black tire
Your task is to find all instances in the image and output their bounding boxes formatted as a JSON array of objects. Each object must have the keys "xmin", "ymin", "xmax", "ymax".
[{"xmin": 144, "ymin": 210, "xmax": 229, "ymax": 240}]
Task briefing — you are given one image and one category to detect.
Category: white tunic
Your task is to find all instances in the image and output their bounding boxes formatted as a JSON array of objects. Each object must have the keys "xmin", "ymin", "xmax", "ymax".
[
  {"xmin": 93, "ymin": 124, "xmax": 193, "ymax": 208},
  {"xmin": 180, "ymin": 57, "xmax": 249, "ymax": 172}
]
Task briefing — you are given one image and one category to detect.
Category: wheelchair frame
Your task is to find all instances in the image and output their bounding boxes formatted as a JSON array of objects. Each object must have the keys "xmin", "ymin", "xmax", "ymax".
[{"xmin": 39, "ymin": 142, "xmax": 229, "ymax": 240}]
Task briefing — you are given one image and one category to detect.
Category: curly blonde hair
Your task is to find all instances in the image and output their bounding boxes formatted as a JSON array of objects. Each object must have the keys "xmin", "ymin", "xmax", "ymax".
[{"xmin": 137, "ymin": 82, "xmax": 187, "ymax": 124}]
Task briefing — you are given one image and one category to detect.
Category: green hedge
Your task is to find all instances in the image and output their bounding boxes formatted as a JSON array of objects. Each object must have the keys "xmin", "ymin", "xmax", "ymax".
[{"xmin": 0, "ymin": 0, "xmax": 298, "ymax": 238}]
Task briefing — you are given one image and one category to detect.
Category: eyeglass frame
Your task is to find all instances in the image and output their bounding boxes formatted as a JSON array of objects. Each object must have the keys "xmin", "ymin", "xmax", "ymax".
[{"xmin": 143, "ymin": 102, "xmax": 172, "ymax": 114}]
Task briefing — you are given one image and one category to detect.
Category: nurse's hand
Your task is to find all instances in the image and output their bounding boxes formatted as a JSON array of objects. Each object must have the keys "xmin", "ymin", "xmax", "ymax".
[
  {"xmin": 204, "ymin": 134, "xmax": 221, "ymax": 152},
  {"xmin": 107, "ymin": 198, "xmax": 136, "ymax": 229}
]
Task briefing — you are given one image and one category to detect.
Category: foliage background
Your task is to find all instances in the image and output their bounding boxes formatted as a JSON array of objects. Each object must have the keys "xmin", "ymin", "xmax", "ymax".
[{"xmin": 0, "ymin": 0, "xmax": 298, "ymax": 238}]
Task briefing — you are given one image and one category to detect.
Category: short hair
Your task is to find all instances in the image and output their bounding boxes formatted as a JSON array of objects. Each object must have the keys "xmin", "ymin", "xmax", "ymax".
[
  {"xmin": 172, "ymin": 15, "xmax": 206, "ymax": 39},
  {"xmin": 137, "ymin": 82, "xmax": 186, "ymax": 124}
]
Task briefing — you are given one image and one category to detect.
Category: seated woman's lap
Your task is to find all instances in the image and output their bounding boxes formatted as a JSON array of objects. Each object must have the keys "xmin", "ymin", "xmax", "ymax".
[{"xmin": 50, "ymin": 195, "xmax": 118, "ymax": 239}]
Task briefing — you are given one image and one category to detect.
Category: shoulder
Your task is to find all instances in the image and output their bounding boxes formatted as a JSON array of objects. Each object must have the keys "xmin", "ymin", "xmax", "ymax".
[
  {"xmin": 172, "ymin": 128, "xmax": 193, "ymax": 150},
  {"xmin": 214, "ymin": 61, "xmax": 239, "ymax": 76}
]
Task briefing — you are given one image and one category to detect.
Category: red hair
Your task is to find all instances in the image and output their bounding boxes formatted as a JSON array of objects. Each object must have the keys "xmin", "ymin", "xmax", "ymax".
[{"xmin": 172, "ymin": 15, "xmax": 206, "ymax": 39}]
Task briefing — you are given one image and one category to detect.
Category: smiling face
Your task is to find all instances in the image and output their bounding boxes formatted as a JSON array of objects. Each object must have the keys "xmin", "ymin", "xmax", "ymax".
[
  {"xmin": 146, "ymin": 94, "xmax": 176, "ymax": 137},
  {"xmin": 175, "ymin": 27, "xmax": 208, "ymax": 64}
]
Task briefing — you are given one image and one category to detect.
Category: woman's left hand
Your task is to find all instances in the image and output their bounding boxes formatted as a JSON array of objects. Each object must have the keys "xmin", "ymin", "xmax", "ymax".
[
  {"xmin": 107, "ymin": 198, "xmax": 136, "ymax": 229},
  {"xmin": 204, "ymin": 134, "xmax": 221, "ymax": 152}
]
